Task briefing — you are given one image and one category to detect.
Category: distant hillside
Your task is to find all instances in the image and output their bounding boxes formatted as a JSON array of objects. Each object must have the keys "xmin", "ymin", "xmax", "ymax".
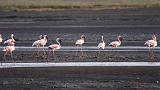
[{"xmin": 0, "ymin": 0, "xmax": 160, "ymax": 11}]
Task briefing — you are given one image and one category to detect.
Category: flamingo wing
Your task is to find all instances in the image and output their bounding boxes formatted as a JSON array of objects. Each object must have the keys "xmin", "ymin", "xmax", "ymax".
[
  {"xmin": 48, "ymin": 44, "xmax": 61, "ymax": 50},
  {"xmin": 109, "ymin": 41, "xmax": 120, "ymax": 47},
  {"xmin": 98, "ymin": 42, "xmax": 105, "ymax": 49},
  {"xmin": 39, "ymin": 39, "xmax": 47, "ymax": 46},
  {"xmin": 4, "ymin": 39, "xmax": 11, "ymax": 44},
  {"xmin": 32, "ymin": 40, "xmax": 41, "ymax": 46},
  {"xmin": 3, "ymin": 46, "xmax": 15, "ymax": 52},
  {"xmin": 145, "ymin": 40, "xmax": 157, "ymax": 47},
  {"xmin": 75, "ymin": 39, "xmax": 84, "ymax": 45}
]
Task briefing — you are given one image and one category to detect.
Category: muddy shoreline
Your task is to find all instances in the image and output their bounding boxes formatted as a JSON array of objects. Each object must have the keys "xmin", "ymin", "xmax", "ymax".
[
  {"xmin": 0, "ymin": 8, "xmax": 160, "ymax": 89},
  {"xmin": 0, "ymin": 67, "xmax": 160, "ymax": 90}
]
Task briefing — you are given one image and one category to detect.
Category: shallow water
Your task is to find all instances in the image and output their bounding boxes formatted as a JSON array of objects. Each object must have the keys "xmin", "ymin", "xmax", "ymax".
[{"xmin": 0, "ymin": 8, "xmax": 160, "ymax": 89}]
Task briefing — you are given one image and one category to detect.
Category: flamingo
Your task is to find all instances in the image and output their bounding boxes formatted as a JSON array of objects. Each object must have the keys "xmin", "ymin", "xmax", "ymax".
[
  {"xmin": 3, "ymin": 44, "xmax": 15, "ymax": 61},
  {"xmin": 39, "ymin": 35, "xmax": 48, "ymax": 48},
  {"xmin": 144, "ymin": 34, "xmax": 157, "ymax": 60},
  {"xmin": 75, "ymin": 35, "xmax": 85, "ymax": 56},
  {"xmin": 4, "ymin": 34, "xmax": 15, "ymax": 46},
  {"xmin": 144, "ymin": 35, "xmax": 157, "ymax": 47},
  {"xmin": 97, "ymin": 35, "xmax": 106, "ymax": 55},
  {"xmin": 109, "ymin": 36, "xmax": 123, "ymax": 47},
  {"xmin": 0, "ymin": 34, "xmax": 3, "ymax": 44},
  {"xmin": 32, "ymin": 35, "xmax": 48, "ymax": 47},
  {"xmin": 98, "ymin": 35, "xmax": 106, "ymax": 49},
  {"xmin": 48, "ymin": 38, "xmax": 62, "ymax": 61},
  {"xmin": 32, "ymin": 35, "xmax": 48, "ymax": 56}
]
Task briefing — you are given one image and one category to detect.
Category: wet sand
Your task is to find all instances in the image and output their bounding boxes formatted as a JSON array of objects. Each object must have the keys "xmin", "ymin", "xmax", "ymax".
[
  {"xmin": 0, "ymin": 8, "xmax": 160, "ymax": 89},
  {"xmin": 0, "ymin": 50, "xmax": 160, "ymax": 63},
  {"xmin": 0, "ymin": 67, "xmax": 160, "ymax": 90}
]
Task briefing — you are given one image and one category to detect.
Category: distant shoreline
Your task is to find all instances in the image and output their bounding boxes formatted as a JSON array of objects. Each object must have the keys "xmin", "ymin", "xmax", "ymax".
[{"xmin": 0, "ymin": 4, "xmax": 160, "ymax": 11}]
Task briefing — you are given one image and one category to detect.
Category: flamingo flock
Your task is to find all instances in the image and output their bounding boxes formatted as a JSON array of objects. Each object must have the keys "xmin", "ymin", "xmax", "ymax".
[{"xmin": 1, "ymin": 34, "xmax": 158, "ymax": 62}]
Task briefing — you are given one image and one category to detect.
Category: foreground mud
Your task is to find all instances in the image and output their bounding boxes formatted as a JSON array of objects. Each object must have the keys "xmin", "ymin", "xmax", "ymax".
[{"xmin": 0, "ymin": 67, "xmax": 160, "ymax": 90}]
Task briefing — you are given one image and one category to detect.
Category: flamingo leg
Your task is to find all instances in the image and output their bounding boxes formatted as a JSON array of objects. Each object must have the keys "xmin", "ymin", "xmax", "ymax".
[
  {"xmin": 42, "ymin": 46, "xmax": 46, "ymax": 57},
  {"xmin": 10, "ymin": 52, "xmax": 14, "ymax": 62},
  {"xmin": 148, "ymin": 47, "xmax": 150, "ymax": 58},
  {"xmin": 47, "ymin": 50, "xmax": 52, "ymax": 62},
  {"xmin": 32, "ymin": 47, "xmax": 38, "ymax": 62},
  {"xmin": 75, "ymin": 45, "xmax": 79, "ymax": 56},
  {"xmin": 81, "ymin": 44, "xmax": 83, "ymax": 56},
  {"xmin": 33, "ymin": 46, "xmax": 38, "ymax": 57},
  {"xmin": 3, "ymin": 51, "xmax": 8, "ymax": 61},
  {"xmin": 37, "ymin": 46, "xmax": 43, "ymax": 58},
  {"xmin": 150, "ymin": 47, "xmax": 155, "ymax": 61},
  {"xmin": 98, "ymin": 48, "xmax": 101, "ymax": 54},
  {"xmin": 96, "ymin": 49, "xmax": 101, "ymax": 59},
  {"xmin": 37, "ymin": 46, "xmax": 40, "ymax": 57},
  {"xmin": 79, "ymin": 44, "xmax": 86, "ymax": 59},
  {"xmin": 52, "ymin": 49, "xmax": 57, "ymax": 61},
  {"xmin": 148, "ymin": 47, "xmax": 155, "ymax": 61}
]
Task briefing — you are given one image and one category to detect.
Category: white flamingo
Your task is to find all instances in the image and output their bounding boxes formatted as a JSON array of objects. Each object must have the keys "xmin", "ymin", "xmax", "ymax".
[
  {"xmin": 75, "ymin": 35, "xmax": 85, "ymax": 56},
  {"xmin": 0, "ymin": 34, "xmax": 3, "ymax": 44},
  {"xmin": 48, "ymin": 38, "xmax": 62, "ymax": 61},
  {"xmin": 3, "ymin": 44, "xmax": 15, "ymax": 61},
  {"xmin": 98, "ymin": 35, "xmax": 106, "ymax": 49},
  {"xmin": 144, "ymin": 34, "xmax": 157, "ymax": 60},
  {"xmin": 4, "ymin": 34, "xmax": 15, "ymax": 46},
  {"xmin": 32, "ymin": 35, "xmax": 48, "ymax": 47},
  {"xmin": 109, "ymin": 36, "xmax": 123, "ymax": 47},
  {"xmin": 144, "ymin": 35, "xmax": 157, "ymax": 47},
  {"xmin": 32, "ymin": 35, "xmax": 48, "ymax": 56}
]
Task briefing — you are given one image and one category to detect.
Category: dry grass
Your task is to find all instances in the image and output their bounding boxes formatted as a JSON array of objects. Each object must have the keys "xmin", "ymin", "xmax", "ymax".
[{"xmin": 0, "ymin": 0, "xmax": 160, "ymax": 11}]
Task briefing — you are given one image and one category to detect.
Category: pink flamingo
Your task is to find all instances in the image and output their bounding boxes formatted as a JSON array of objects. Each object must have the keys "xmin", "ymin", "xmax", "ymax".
[
  {"xmin": 48, "ymin": 38, "xmax": 62, "ymax": 61},
  {"xmin": 4, "ymin": 34, "xmax": 15, "ymax": 46},
  {"xmin": 109, "ymin": 36, "xmax": 123, "ymax": 47},
  {"xmin": 144, "ymin": 34, "xmax": 157, "ymax": 61},
  {"xmin": 3, "ymin": 43, "xmax": 15, "ymax": 61}
]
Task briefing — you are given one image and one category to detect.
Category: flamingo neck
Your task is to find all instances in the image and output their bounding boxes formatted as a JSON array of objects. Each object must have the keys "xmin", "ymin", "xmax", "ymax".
[
  {"xmin": 11, "ymin": 36, "xmax": 14, "ymax": 39},
  {"xmin": 56, "ymin": 40, "xmax": 60, "ymax": 46},
  {"xmin": 101, "ymin": 37, "xmax": 104, "ymax": 43},
  {"xmin": 153, "ymin": 38, "xmax": 156, "ymax": 41},
  {"xmin": 11, "ymin": 37, "xmax": 15, "ymax": 42},
  {"xmin": 81, "ymin": 38, "xmax": 84, "ymax": 40},
  {"xmin": 152, "ymin": 35, "xmax": 156, "ymax": 41},
  {"xmin": 118, "ymin": 37, "xmax": 122, "ymax": 42},
  {"xmin": 118, "ymin": 39, "xmax": 121, "ymax": 43}
]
